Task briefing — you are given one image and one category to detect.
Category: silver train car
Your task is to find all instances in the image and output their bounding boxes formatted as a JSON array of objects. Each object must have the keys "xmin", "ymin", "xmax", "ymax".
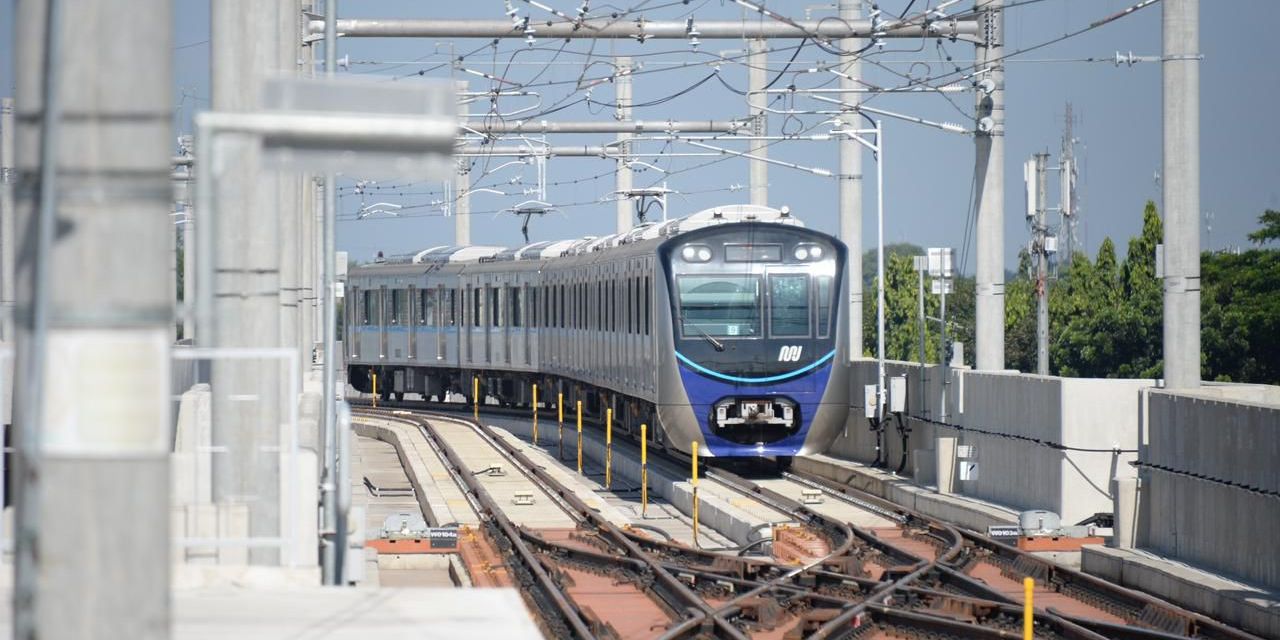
[{"xmin": 345, "ymin": 205, "xmax": 850, "ymax": 460}]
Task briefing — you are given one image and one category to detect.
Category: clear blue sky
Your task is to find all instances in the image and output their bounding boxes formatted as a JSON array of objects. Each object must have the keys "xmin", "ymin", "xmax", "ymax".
[{"xmin": 3, "ymin": 1, "xmax": 1277, "ymax": 273}]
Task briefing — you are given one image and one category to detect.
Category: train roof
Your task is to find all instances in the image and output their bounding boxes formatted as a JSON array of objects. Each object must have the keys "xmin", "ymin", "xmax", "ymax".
[{"xmin": 364, "ymin": 204, "xmax": 804, "ymax": 266}]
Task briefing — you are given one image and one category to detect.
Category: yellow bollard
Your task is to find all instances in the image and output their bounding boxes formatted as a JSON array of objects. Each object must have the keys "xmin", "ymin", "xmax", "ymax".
[
  {"xmin": 605, "ymin": 407, "xmax": 613, "ymax": 489},
  {"xmin": 473, "ymin": 376, "xmax": 479, "ymax": 422},
  {"xmin": 372, "ymin": 373, "xmax": 378, "ymax": 408},
  {"xmin": 557, "ymin": 392, "xmax": 564, "ymax": 460},
  {"xmin": 576, "ymin": 400, "xmax": 583, "ymax": 475},
  {"xmin": 640, "ymin": 424, "xmax": 648, "ymax": 517},
  {"xmin": 691, "ymin": 440, "xmax": 699, "ymax": 545},
  {"xmin": 1023, "ymin": 576, "xmax": 1035, "ymax": 639},
  {"xmin": 532, "ymin": 383, "xmax": 539, "ymax": 446}
]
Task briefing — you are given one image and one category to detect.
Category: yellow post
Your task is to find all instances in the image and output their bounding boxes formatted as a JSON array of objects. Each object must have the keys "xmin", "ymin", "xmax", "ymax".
[
  {"xmin": 640, "ymin": 424, "xmax": 648, "ymax": 517},
  {"xmin": 557, "ymin": 391, "xmax": 564, "ymax": 460},
  {"xmin": 372, "ymin": 373, "xmax": 378, "ymax": 408},
  {"xmin": 1023, "ymin": 577, "xmax": 1035, "ymax": 639},
  {"xmin": 576, "ymin": 400, "xmax": 583, "ymax": 474},
  {"xmin": 691, "ymin": 440, "xmax": 699, "ymax": 545},
  {"xmin": 532, "ymin": 383, "xmax": 539, "ymax": 445},
  {"xmin": 472, "ymin": 376, "xmax": 479, "ymax": 421},
  {"xmin": 605, "ymin": 407, "xmax": 613, "ymax": 489}
]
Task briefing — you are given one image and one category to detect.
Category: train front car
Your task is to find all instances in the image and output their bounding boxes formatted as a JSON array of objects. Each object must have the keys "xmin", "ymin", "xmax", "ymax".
[{"xmin": 656, "ymin": 222, "xmax": 850, "ymax": 460}]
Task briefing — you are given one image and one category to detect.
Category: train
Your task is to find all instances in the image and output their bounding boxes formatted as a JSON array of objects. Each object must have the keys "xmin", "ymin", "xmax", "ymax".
[{"xmin": 344, "ymin": 204, "xmax": 850, "ymax": 462}]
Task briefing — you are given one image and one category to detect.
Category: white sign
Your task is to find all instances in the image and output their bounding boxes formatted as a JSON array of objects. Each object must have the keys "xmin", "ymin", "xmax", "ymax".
[
  {"xmin": 927, "ymin": 247, "xmax": 953, "ymax": 278},
  {"xmin": 889, "ymin": 376, "xmax": 907, "ymax": 414},
  {"xmin": 959, "ymin": 461, "xmax": 979, "ymax": 481},
  {"xmin": 931, "ymin": 279, "xmax": 954, "ymax": 295},
  {"xmin": 987, "ymin": 525, "xmax": 1021, "ymax": 538},
  {"xmin": 863, "ymin": 385, "xmax": 878, "ymax": 419},
  {"xmin": 956, "ymin": 445, "xmax": 974, "ymax": 459}
]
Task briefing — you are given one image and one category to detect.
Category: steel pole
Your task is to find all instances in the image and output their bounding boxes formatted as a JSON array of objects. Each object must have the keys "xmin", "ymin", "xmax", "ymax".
[
  {"xmin": 321, "ymin": 0, "xmax": 340, "ymax": 585},
  {"xmin": 974, "ymin": 0, "xmax": 1005, "ymax": 371},
  {"xmin": 917, "ymin": 263, "xmax": 927, "ymax": 418},
  {"xmin": 1034, "ymin": 152, "xmax": 1049, "ymax": 376},
  {"xmin": 839, "ymin": 0, "xmax": 864, "ymax": 360},
  {"xmin": 454, "ymin": 81, "xmax": 471, "ymax": 246},
  {"xmin": 747, "ymin": 40, "xmax": 768, "ymax": 207},
  {"xmin": 615, "ymin": 57, "xmax": 633, "ymax": 233},
  {"xmin": 875, "ymin": 121, "xmax": 885, "ymax": 421},
  {"xmin": 1162, "ymin": 0, "xmax": 1200, "ymax": 389},
  {"xmin": 13, "ymin": 0, "xmax": 172, "ymax": 635}
]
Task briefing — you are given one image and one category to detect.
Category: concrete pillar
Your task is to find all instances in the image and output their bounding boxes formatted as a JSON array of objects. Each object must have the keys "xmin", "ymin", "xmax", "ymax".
[
  {"xmin": 278, "ymin": 0, "xmax": 301, "ymax": 377},
  {"xmin": 973, "ymin": 0, "xmax": 1005, "ymax": 371},
  {"xmin": 615, "ymin": 57, "xmax": 634, "ymax": 233},
  {"xmin": 1162, "ymin": 0, "xmax": 1200, "ymax": 389},
  {"xmin": 454, "ymin": 80, "xmax": 471, "ymax": 246},
  {"xmin": 1111, "ymin": 476, "xmax": 1140, "ymax": 548},
  {"xmin": 838, "ymin": 0, "xmax": 863, "ymax": 359},
  {"xmin": 935, "ymin": 435, "xmax": 957, "ymax": 494},
  {"xmin": 12, "ymin": 0, "xmax": 172, "ymax": 636},
  {"xmin": 211, "ymin": 0, "xmax": 283, "ymax": 565},
  {"xmin": 747, "ymin": 39, "xmax": 768, "ymax": 207}
]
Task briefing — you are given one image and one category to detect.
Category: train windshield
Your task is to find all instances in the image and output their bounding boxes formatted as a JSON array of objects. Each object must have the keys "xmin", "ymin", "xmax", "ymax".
[{"xmin": 677, "ymin": 275, "xmax": 761, "ymax": 338}]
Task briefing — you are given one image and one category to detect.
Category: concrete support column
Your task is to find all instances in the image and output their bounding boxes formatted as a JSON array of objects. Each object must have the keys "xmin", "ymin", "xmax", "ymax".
[
  {"xmin": 747, "ymin": 39, "xmax": 768, "ymax": 207},
  {"xmin": 1111, "ymin": 476, "xmax": 1140, "ymax": 549},
  {"xmin": 454, "ymin": 80, "xmax": 471, "ymax": 246},
  {"xmin": 278, "ymin": 1, "xmax": 301, "ymax": 375},
  {"xmin": 13, "ymin": 0, "xmax": 172, "ymax": 636},
  {"xmin": 973, "ymin": 0, "xmax": 1005, "ymax": 371},
  {"xmin": 2, "ymin": 97, "xmax": 14, "ymax": 346},
  {"xmin": 211, "ymin": 0, "xmax": 283, "ymax": 565},
  {"xmin": 614, "ymin": 57, "xmax": 634, "ymax": 233},
  {"xmin": 1162, "ymin": 0, "xmax": 1200, "ymax": 389},
  {"xmin": 838, "ymin": 0, "xmax": 863, "ymax": 359}
]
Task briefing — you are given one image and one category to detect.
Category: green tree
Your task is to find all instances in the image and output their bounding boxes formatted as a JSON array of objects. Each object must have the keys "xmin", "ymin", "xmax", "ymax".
[
  {"xmin": 1201, "ymin": 241, "xmax": 1280, "ymax": 384},
  {"xmin": 863, "ymin": 252, "xmax": 941, "ymax": 362},
  {"xmin": 1246, "ymin": 209, "xmax": 1280, "ymax": 245}
]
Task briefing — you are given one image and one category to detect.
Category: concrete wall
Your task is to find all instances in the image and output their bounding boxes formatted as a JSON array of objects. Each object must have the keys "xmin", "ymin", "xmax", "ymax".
[
  {"xmin": 1138, "ymin": 389, "xmax": 1280, "ymax": 590},
  {"xmin": 824, "ymin": 360, "xmax": 1149, "ymax": 524}
]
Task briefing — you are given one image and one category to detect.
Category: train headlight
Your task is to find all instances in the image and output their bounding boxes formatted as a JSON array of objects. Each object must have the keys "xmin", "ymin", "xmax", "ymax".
[
  {"xmin": 793, "ymin": 243, "xmax": 824, "ymax": 261},
  {"xmin": 682, "ymin": 244, "xmax": 712, "ymax": 262}
]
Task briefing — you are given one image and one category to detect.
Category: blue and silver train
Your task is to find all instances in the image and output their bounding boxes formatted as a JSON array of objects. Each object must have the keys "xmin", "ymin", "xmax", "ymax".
[{"xmin": 345, "ymin": 204, "xmax": 850, "ymax": 460}]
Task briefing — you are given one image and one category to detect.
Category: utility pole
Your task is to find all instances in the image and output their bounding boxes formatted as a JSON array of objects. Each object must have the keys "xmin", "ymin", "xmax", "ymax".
[
  {"xmin": 1162, "ymin": 0, "xmax": 1200, "ymax": 389},
  {"xmin": 13, "ymin": 0, "xmax": 171, "ymax": 636},
  {"xmin": 974, "ymin": 0, "xmax": 1006, "ymax": 371},
  {"xmin": 278, "ymin": 2, "xmax": 301, "ymax": 371},
  {"xmin": 211, "ymin": 0, "xmax": 284, "ymax": 565},
  {"xmin": 1030, "ymin": 152, "xmax": 1050, "ymax": 376},
  {"xmin": 615, "ymin": 57, "xmax": 634, "ymax": 233},
  {"xmin": 321, "ymin": 0, "xmax": 342, "ymax": 584},
  {"xmin": 839, "ymin": 0, "xmax": 864, "ymax": 360},
  {"xmin": 747, "ymin": 39, "xmax": 768, "ymax": 207},
  {"xmin": 454, "ymin": 80, "xmax": 471, "ymax": 246},
  {"xmin": 1, "ymin": 97, "xmax": 14, "ymax": 348}
]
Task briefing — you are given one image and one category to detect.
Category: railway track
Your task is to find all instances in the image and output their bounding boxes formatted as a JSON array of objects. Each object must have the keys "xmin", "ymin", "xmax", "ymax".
[{"xmin": 351, "ymin": 401, "xmax": 1262, "ymax": 640}]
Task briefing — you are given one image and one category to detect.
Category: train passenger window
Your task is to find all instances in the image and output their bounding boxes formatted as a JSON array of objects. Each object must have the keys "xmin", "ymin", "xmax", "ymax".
[
  {"xmin": 529, "ymin": 286, "xmax": 537, "ymax": 328},
  {"xmin": 769, "ymin": 275, "xmax": 810, "ymax": 338},
  {"xmin": 677, "ymin": 275, "xmax": 761, "ymax": 338},
  {"xmin": 473, "ymin": 288, "xmax": 482, "ymax": 328},
  {"xmin": 511, "ymin": 287, "xmax": 522, "ymax": 328},
  {"xmin": 419, "ymin": 289, "xmax": 433, "ymax": 326},
  {"xmin": 391, "ymin": 289, "xmax": 407, "ymax": 325},
  {"xmin": 491, "ymin": 286, "xmax": 502, "ymax": 327},
  {"xmin": 362, "ymin": 290, "xmax": 376, "ymax": 325},
  {"xmin": 446, "ymin": 288, "xmax": 457, "ymax": 326},
  {"xmin": 816, "ymin": 276, "xmax": 832, "ymax": 338},
  {"xmin": 626, "ymin": 278, "xmax": 633, "ymax": 334},
  {"xmin": 644, "ymin": 276, "xmax": 651, "ymax": 336}
]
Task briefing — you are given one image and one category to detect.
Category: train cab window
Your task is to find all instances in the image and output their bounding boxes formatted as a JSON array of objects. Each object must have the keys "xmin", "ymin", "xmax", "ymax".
[
  {"xmin": 511, "ymin": 287, "xmax": 522, "ymax": 328},
  {"xmin": 769, "ymin": 274, "xmax": 810, "ymax": 338},
  {"xmin": 816, "ymin": 276, "xmax": 832, "ymax": 338},
  {"xmin": 677, "ymin": 275, "xmax": 761, "ymax": 338}
]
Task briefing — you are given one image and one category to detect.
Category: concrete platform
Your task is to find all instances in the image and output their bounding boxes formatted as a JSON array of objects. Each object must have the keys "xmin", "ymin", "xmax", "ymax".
[
  {"xmin": 353, "ymin": 416, "xmax": 478, "ymax": 527},
  {"xmin": 794, "ymin": 453, "xmax": 1020, "ymax": 532},
  {"xmin": 1083, "ymin": 545, "xmax": 1280, "ymax": 639},
  {"xmin": 170, "ymin": 586, "xmax": 541, "ymax": 639},
  {"xmin": 753, "ymin": 477, "xmax": 899, "ymax": 529}
]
